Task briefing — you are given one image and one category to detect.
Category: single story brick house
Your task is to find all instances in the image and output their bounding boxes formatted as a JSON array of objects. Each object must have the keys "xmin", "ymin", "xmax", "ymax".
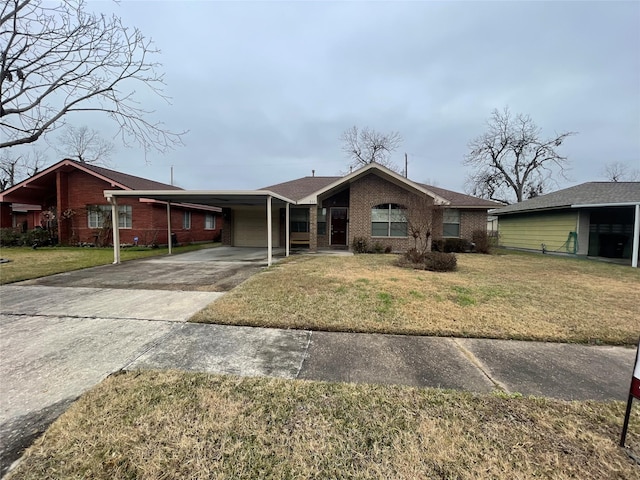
[
  {"xmin": 493, "ymin": 182, "xmax": 640, "ymax": 267},
  {"xmin": 260, "ymin": 163, "xmax": 500, "ymax": 252},
  {"xmin": 103, "ymin": 163, "xmax": 499, "ymax": 264},
  {"xmin": 0, "ymin": 159, "xmax": 222, "ymax": 246}
]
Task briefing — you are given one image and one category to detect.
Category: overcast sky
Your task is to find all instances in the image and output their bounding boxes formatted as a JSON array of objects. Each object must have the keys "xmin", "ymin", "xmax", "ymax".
[{"xmin": 63, "ymin": 0, "xmax": 640, "ymax": 193}]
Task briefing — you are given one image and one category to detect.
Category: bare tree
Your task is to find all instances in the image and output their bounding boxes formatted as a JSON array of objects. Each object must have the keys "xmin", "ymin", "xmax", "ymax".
[
  {"xmin": 405, "ymin": 195, "xmax": 438, "ymax": 255},
  {"xmin": 0, "ymin": 149, "xmax": 46, "ymax": 189},
  {"xmin": 0, "ymin": 0, "xmax": 184, "ymax": 153},
  {"xmin": 464, "ymin": 107, "xmax": 576, "ymax": 204},
  {"xmin": 54, "ymin": 125, "xmax": 114, "ymax": 164},
  {"xmin": 601, "ymin": 161, "xmax": 640, "ymax": 182},
  {"xmin": 341, "ymin": 126, "xmax": 402, "ymax": 172}
]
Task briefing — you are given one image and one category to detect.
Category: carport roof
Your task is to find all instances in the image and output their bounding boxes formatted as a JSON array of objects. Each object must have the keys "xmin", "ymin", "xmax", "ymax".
[{"xmin": 104, "ymin": 189, "xmax": 296, "ymax": 206}]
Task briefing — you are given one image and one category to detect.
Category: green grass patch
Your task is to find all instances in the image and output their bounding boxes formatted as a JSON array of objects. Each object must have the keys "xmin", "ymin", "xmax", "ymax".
[
  {"xmin": 7, "ymin": 371, "xmax": 639, "ymax": 480},
  {"xmin": 0, "ymin": 243, "xmax": 220, "ymax": 284}
]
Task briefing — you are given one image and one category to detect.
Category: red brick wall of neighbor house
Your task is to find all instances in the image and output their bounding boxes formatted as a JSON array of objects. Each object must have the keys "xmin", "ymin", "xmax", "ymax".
[
  {"xmin": 349, "ymin": 174, "xmax": 433, "ymax": 252},
  {"xmin": 460, "ymin": 210, "xmax": 488, "ymax": 239},
  {"xmin": 46, "ymin": 169, "xmax": 220, "ymax": 246}
]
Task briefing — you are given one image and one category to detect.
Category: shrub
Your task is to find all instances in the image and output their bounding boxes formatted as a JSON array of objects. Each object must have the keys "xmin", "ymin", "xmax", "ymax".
[
  {"xmin": 373, "ymin": 241, "xmax": 384, "ymax": 254},
  {"xmin": 471, "ymin": 229, "xmax": 492, "ymax": 254},
  {"xmin": 431, "ymin": 239, "xmax": 444, "ymax": 252},
  {"xmin": 397, "ymin": 249, "xmax": 457, "ymax": 272},
  {"xmin": 23, "ymin": 228, "xmax": 52, "ymax": 247},
  {"xmin": 352, "ymin": 236, "xmax": 368, "ymax": 254},
  {"xmin": 424, "ymin": 251, "xmax": 457, "ymax": 271},
  {"xmin": 0, "ymin": 228, "xmax": 20, "ymax": 247},
  {"xmin": 384, "ymin": 245, "xmax": 392, "ymax": 254},
  {"xmin": 443, "ymin": 238, "xmax": 471, "ymax": 253}
]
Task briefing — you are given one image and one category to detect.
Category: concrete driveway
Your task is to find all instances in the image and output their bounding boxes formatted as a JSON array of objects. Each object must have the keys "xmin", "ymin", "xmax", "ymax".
[{"xmin": 14, "ymin": 246, "xmax": 286, "ymax": 291}]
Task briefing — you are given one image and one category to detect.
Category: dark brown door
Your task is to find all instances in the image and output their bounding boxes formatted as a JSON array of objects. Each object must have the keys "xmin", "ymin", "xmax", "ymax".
[{"xmin": 330, "ymin": 208, "xmax": 347, "ymax": 245}]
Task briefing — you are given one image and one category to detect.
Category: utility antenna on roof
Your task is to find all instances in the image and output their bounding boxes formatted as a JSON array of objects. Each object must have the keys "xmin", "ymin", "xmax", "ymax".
[{"xmin": 170, "ymin": 165, "xmax": 174, "ymax": 186}]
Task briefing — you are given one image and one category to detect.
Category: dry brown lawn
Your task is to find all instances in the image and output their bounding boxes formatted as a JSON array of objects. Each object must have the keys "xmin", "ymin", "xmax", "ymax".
[
  {"xmin": 192, "ymin": 251, "xmax": 640, "ymax": 345},
  {"xmin": 7, "ymin": 371, "xmax": 639, "ymax": 480}
]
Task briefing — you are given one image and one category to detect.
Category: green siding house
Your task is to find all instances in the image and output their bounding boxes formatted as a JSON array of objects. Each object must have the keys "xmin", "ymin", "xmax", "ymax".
[{"xmin": 493, "ymin": 182, "xmax": 640, "ymax": 267}]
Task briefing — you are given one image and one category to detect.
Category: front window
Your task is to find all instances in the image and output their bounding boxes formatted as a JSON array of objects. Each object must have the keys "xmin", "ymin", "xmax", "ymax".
[
  {"xmin": 317, "ymin": 207, "xmax": 327, "ymax": 235},
  {"xmin": 87, "ymin": 205, "xmax": 131, "ymax": 229},
  {"xmin": 371, "ymin": 203, "xmax": 407, "ymax": 237},
  {"xmin": 183, "ymin": 211, "xmax": 191, "ymax": 230},
  {"xmin": 443, "ymin": 209, "xmax": 460, "ymax": 237},
  {"xmin": 291, "ymin": 208, "xmax": 309, "ymax": 233},
  {"xmin": 205, "ymin": 214, "xmax": 216, "ymax": 230}
]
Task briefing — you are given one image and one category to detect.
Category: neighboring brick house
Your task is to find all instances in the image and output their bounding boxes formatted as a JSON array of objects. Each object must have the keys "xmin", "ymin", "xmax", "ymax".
[
  {"xmin": 0, "ymin": 159, "xmax": 222, "ymax": 246},
  {"xmin": 259, "ymin": 162, "xmax": 499, "ymax": 252}
]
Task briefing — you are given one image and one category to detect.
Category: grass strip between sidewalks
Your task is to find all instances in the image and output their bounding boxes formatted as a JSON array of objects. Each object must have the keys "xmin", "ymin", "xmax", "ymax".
[
  {"xmin": 192, "ymin": 251, "xmax": 640, "ymax": 345},
  {"xmin": 6, "ymin": 371, "xmax": 639, "ymax": 480}
]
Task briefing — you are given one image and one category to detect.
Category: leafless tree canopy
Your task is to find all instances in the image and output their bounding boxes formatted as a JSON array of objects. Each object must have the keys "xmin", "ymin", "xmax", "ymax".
[
  {"xmin": 341, "ymin": 126, "xmax": 402, "ymax": 172},
  {"xmin": 54, "ymin": 125, "xmax": 113, "ymax": 165},
  {"xmin": 0, "ymin": 149, "xmax": 46, "ymax": 189},
  {"xmin": 405, "ymin": 195, "xmax": 438, "ymax": 254},
  {"xmin": 601, "ymin": 161, "xmax": 640, "ymax": 182},
  {"xmin": 0, "ymin": 0, "xmax": 184, "ymax": 152},
  {"xmin": 463, "ymin": 107, "xmax": 575, "ymax": 204}
]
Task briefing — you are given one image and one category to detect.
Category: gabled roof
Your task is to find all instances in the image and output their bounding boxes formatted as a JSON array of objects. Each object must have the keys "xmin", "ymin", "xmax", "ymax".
[
  {"xmin": 79, "ymin": 162, "xmax": 180, "ymax": 191},
  {"xmin": 264, "ymin": 162, "xmax": 498, "ymax": 209},
  {"xmin": 0, "ymin": 158, "xmax": 180, "ymax": 202},
  {"xmin": 493, "ymin": 182, "xmax": 640, "ymax": 215},
  {"xmin": 263, "ymin": 176, "xmax": 339, "ymax": 202},
  {"xmin": 417, "ymin": 184, "xmax": 501, "ymax": 209}
]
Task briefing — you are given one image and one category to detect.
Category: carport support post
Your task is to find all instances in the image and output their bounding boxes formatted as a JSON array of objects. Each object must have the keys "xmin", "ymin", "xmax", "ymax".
[
  {"xmin": 167, "ymin": 201, "xmax": 172, "ymax": 255},
  {"xmin": 108, "ymin": 196, "xmax": 121, "ymax": 264},
  {"xmin": 632, "ymin": 204, "xmax": 639, "ymax": 268},
  {"xmin": 285, "ymin": 202, "xmax": 290, "ymax": 257}
]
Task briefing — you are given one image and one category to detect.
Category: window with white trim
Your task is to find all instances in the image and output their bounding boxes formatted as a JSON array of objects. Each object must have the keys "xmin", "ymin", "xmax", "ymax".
[
  {"xmin": 443, "ymin": 209, "xmax": 460, "ymax": 237},
  {"xmin": 205, "ymin": 213, "xmax": 216, "ymax": 230},
  {"xmin": 371, "ymin": 203, "xmax": 407, "ymax": 237},
  {"xmin": 87, "ymin": 205, "xmax": 131, "ymax": 229},
  {"xmin": 183, "ymin": 211, "xmax": 191, "ymax": 229}
]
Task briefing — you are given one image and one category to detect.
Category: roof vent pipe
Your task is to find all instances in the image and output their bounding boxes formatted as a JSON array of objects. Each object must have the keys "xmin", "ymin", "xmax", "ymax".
[{"xmin": 312, "ymin": 169, "xmax": 315, "ymax": 177}]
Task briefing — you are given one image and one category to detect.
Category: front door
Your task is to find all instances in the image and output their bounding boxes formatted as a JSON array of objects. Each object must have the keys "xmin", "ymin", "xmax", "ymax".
[{"xmin": 330, "ymin": 208, "xmax": 347, "ymax": 246}]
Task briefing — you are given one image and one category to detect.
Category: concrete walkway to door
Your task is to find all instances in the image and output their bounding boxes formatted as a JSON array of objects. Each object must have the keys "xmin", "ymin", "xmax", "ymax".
[{"xmin": 0, "ymin": 247, "xmax": 637, "ymax": 476}]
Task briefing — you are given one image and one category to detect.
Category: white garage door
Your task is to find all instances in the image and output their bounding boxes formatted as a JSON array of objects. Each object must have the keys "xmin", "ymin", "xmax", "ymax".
[{"xmin": 233, "ymin": 206, "xmax": 280, "ymax": 247}]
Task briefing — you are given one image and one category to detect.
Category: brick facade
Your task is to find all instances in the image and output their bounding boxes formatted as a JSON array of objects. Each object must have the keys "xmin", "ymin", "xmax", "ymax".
[
  {"xmin": 1, "ymin": 164, "xmax": 221, "ymax": 246},
  {"xmin": 310, "ymin": 173, "xmax": 488, "ymax": 252}
]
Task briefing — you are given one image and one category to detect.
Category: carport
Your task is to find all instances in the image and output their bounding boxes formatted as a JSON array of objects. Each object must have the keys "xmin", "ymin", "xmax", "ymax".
[{"xmin": 103, "ymin": 189, "xmax": 297, "ymax": 266}]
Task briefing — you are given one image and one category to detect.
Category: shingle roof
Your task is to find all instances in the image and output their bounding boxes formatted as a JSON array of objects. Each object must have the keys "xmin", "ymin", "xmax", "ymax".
[
  {"xmin": 81, "ymin": 162, "xmax": 181, "ymax": 191},
  {"xmin": 263, "ymin": 172, "xmax": 500, "ymax": 208},
  {"xmin": 263, "ymin": 176, "xmax": 340, "ymax": 201},
  {"xmin": 418, "ymin": 184, "xmax": 501, "ymax": 208},
  {"xmin": 493, "ymin": 182, "xmax": 640, "ymax": 215}
]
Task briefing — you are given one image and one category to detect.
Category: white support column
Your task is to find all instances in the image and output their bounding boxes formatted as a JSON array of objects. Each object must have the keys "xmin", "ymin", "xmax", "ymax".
[
  {"xmin": 267, "ymin": 195, "xmax": 272, "ymax": 266},
  {"xmin": 285, "ymin": 202, "xmax": 290, "ymax": 257},
  {"xmin": 108, "ymin": 196, "xmax": 120, "ymax": 264},
  {"xmin": 167, "ymin": 201, "xmax": 172, "ymax": 255},
  {"xmin": 632, "ymin": 204, "xmax": 639, "ymax": 268}
]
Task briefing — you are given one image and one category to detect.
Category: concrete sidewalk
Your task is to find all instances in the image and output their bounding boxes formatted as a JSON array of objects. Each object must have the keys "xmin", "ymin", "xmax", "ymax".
[{"xmin": 1, "ymin": 250, "xmax": 638, "ymax": 476}]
